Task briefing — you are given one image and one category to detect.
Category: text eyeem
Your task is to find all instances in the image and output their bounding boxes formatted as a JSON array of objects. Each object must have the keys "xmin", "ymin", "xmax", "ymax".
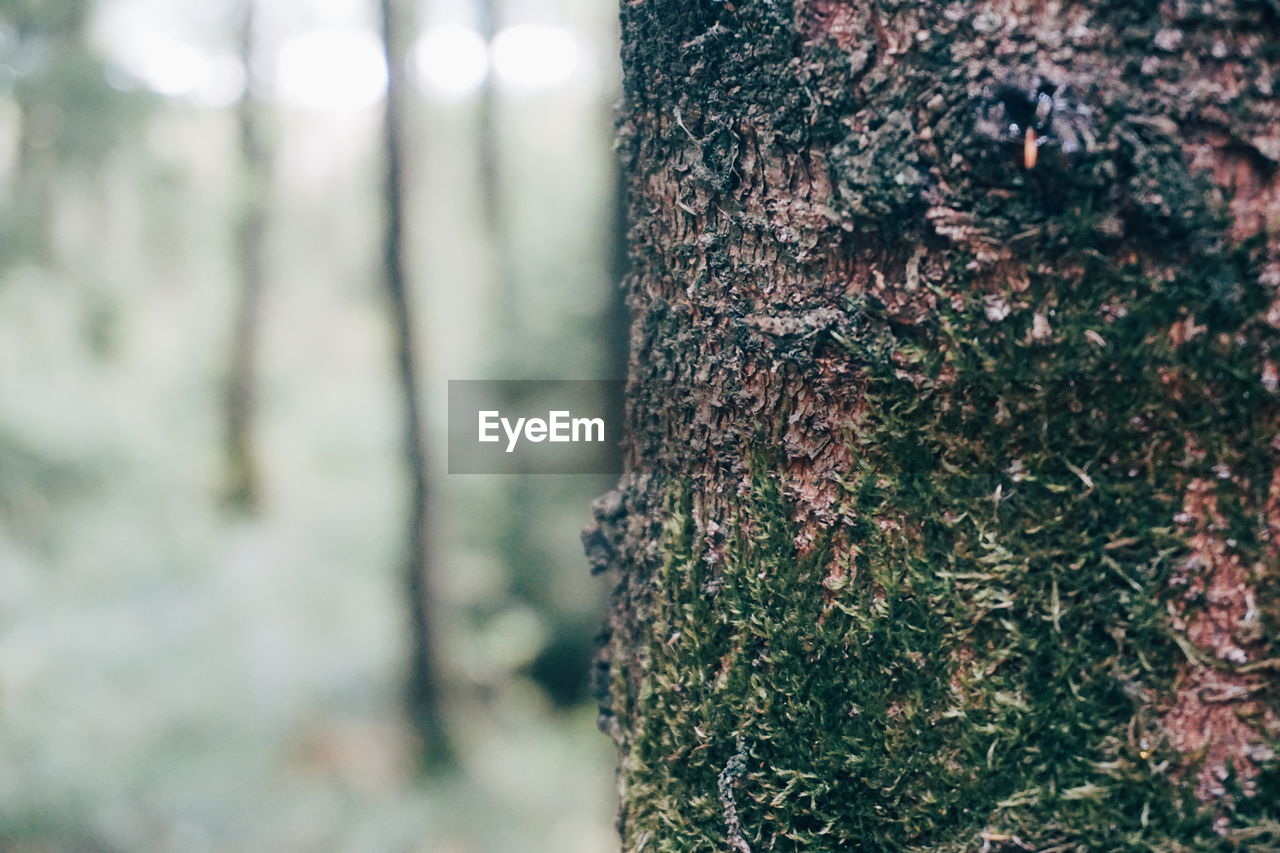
[{"xmin": 478, "ymin": 410, "xmax": 606, "ymax": 453}]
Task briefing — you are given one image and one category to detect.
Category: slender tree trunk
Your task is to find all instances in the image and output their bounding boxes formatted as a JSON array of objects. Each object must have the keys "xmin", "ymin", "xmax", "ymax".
[
  {"xmin": 223, "ymin": 0, "xmax": 270, "ymax": 512},
  {"xmin": 590, "ymin": 2, "xmax": 1280, "ymax": 849},
  {"xmin": 476, "ymin": 0, "xmax": 517, "ymax": 340},
  {"xmin": 475, "ymin": 0, "xmax": 538, "ymax": 604},
  {"xmin": 379, "ymin": 0, "xmax": 451, "ymax": 767}
]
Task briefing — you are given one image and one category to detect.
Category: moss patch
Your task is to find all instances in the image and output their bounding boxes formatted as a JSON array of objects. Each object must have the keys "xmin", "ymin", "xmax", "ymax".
[{"xmin": 619, "ymin": 237, "xmax": 1280, "ymax": 851}]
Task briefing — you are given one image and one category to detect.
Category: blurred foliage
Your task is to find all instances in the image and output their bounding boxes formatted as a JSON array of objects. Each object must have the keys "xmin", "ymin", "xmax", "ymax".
[{"xmin": 0, "ymin": 0, "xmax": 153, "ymax": 262}]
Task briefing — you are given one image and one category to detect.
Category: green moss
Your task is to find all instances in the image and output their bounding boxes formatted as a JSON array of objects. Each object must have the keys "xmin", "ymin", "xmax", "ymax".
[{"xmin": 620, "ymin": 238, "xmax": 1280, "ymax": 850}]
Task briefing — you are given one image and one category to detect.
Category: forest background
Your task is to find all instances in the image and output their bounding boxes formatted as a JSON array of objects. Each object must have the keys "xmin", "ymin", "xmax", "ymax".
[{"xmin": 0, "ymin": 0, "xmax": 622, "ymax": 849}]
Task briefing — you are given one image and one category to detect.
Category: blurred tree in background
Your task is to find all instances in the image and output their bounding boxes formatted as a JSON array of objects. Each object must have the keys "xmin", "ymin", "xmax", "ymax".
[
  {"xmin": 222, "ymin": 0, "xmax": 272, "ymax": 513},
  {"xmin": 377, "ymin": 0, "xmax": 452, "ymax": 768}
]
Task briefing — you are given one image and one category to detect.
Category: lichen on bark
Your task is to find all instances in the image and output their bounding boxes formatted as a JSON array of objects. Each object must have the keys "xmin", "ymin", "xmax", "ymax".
[{"xmin": 590, "ymin": 1, "xmax": 1280, "ymax": 850}]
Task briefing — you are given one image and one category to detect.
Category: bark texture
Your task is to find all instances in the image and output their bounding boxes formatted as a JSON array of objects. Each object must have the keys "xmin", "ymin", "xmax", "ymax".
[{"xmin": 589, "ymin": 1, "xmax": 1280, "ymax": 850}]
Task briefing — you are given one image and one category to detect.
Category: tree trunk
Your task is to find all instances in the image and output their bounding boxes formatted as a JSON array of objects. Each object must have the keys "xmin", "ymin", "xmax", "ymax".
[
  {"xmin": 589, "ymin": 2, "xmax": 1280, "ymax": 850},
  {"xmin": 379, "ymin": 0, "xmax": 451, "ymax": 768},
  {"xmin": 477, "ymin": 0, "xmax": 515, "ymax": 339},
  {"xmin": 475, "ymin": 0, "xmax": 540, "ymax": 637},
  {"xmin": 223, "ymin": 0, "xmax": 270, "ymax": 513}
]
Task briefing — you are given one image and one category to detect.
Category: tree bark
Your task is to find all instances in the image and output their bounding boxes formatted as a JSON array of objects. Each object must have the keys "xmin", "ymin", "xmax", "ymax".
[
  {"xmin": 379, "ymin": 0, "xmax": 451, "ymax": 767},
  {"xmin": 590, "ymin": 2, "xmax": 1280, "ymax": 850}
]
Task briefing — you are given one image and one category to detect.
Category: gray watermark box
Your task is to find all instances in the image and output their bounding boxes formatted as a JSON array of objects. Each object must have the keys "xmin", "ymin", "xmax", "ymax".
[{"xmin": 447, "ymin": 380, "xmax": 625, "ymax": 474}]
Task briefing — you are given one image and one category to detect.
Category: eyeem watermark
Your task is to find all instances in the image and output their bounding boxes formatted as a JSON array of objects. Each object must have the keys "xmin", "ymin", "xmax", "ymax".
[
  {"xmin": 449, "ymin": 380, "xmax": 623, "ymax": 474},
  {"xmin": 478, "ymin": 410, "xmax": 606, "ymax": 452}
]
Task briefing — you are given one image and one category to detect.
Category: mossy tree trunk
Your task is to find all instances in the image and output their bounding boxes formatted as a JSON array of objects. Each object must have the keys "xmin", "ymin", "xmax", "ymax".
[{"xmin": 588, "ymin": 2, "xmax": 1280, "ymax": 850}]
